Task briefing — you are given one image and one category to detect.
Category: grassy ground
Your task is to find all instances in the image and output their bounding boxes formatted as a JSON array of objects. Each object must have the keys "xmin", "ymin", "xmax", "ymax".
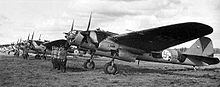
[{"xmin": 0, "ymin": 53, "xmax": 220, "ymax": 87}]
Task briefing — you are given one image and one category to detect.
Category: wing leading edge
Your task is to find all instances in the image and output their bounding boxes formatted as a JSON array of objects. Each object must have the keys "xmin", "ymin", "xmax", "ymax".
[{"xmin": 110, "ymin": 22, "xmax": 213, "ymax": 52}]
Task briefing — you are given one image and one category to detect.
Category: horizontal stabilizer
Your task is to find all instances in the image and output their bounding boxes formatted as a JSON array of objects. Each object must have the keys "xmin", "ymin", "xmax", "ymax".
[
  {"xmin": 183, "ymin": 37, "xmax": 219, "ymax": 65},
  {"xmin": 186, "ymin": 54, "xmax": 220, "ymax": 65}
]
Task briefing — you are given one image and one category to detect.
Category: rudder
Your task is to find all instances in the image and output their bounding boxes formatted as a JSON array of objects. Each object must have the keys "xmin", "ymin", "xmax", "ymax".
[{"xmin": 183, "ymin": 37, "xmax": 214, "ymax": 57}]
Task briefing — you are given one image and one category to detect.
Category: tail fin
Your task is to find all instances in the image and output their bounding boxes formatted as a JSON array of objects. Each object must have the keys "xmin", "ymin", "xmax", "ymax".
[
  {"xmin": 183, "ymin": 37, "xmax": 219, "ymax": 65},
  {"xmin": 183, "ymin": 37, "xmax": 214, "ymax": 57}
]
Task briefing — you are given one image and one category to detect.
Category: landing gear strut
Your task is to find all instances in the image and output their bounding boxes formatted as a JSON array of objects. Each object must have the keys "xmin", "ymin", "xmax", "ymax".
[
  {"xmin": 14, "ymin": 50, "xmax": 20, "ymax": 57},
  {"xmin": 40, "ymin": 55, "xmax": 46, "ymax": 60},
  {"xmin": 104, "ymin": 51, "xmax": 118, "ymax": 75},
  {"xmin": 83, "ymin": 50, "xmax": 95, "ymax": 69}
]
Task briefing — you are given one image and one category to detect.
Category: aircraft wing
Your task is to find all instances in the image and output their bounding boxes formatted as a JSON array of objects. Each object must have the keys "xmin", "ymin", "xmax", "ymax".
[
  {"xmin": 110, "ymin": 22, "xmax": 213, "ymax": 52},
  {"xmin": 43, "ymin": 39, "xmax": 67, "ymax": 50}
]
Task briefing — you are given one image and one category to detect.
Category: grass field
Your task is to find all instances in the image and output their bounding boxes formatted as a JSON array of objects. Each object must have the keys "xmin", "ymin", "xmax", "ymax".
[{"xmin": 0, "ymin": 53, "xmax": 220, "ymax": 87}]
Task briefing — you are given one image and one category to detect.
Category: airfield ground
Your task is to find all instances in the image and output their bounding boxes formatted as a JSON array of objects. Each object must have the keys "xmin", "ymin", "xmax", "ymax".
[{"xmin": 0, "ymin": 53, "xmax": 220, "ymax": 87}]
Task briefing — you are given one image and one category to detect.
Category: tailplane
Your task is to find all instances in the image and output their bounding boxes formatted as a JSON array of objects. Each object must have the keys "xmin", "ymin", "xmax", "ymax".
[{"xmin": 183, "ymin": 37, "xmax": 219, "ymax": 65}]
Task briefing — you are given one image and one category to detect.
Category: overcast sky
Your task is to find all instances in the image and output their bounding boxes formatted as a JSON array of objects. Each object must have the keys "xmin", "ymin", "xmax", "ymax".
[{"xmin": 0, "ymin": 0, "xmax": 220, "ymax": 48}]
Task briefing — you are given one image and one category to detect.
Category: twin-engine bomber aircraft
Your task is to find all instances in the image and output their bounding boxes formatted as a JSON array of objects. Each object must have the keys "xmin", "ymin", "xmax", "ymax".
[
  {"xmin": 64, "ymin": 13, "xmax": 220, "ymax": 74},
  {"xmin": 21, "ymin": 32, "xmax": 67, "ymax": 59}
]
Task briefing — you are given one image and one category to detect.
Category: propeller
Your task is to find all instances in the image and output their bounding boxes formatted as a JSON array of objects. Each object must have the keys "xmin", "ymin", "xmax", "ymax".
[
  {"xmin": 39, "ymin": 34, "xmax": 41, "ymax": 41},
  {"xmin": 18, "ymin": 38, "xmax": 22, "ymax": 47},
  {"xmin": 64, "ymin": 19, "xmax": 75, "ymax": 35},
  {"xmin": 25, "ymin": 32, "xmax": 34, "ymax": 49},
  {"xmin": 19, "ymin": 38, "xmax": 22, "ymax": 43},
  {"xmin": 16, "ymin": 39, "xmax": 19, "ymax": 44},
  {"xmin": 80, "ymin": 12, "xmax": 93, "ymax": 44},
  {"xmin": 71, "ymin": 19, "xmax": 74, "ymax": 32},
  {"xmin": 31, "ymin": 32, "xmax": 34, "ymax": 41},
  {"xmin": 86, "ymin": 12, "xmax": 92, "ymax": 31},
  {"xmin": 27, "ymin": 33, "xmax": 30, "ymax": 41}
]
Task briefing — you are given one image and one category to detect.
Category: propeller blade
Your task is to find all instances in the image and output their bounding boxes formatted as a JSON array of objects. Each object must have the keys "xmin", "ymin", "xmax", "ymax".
[
  {"xmin": 79, "ymin": 12, "xmax": 93, "ymax": 45},
  {"xmin": 20, "ymin": 38, "xmax": 22, "ymax": 43},
  {"xmin": 27, "ymin": 33, "xmax": 30, "ymax": 41},
  {"xmin": 17, "ymin": 39, "xmax": 19, "ymax": 44},
  {"xmin": 86, "ymin": 12, "xmax": 92, "ymax": 31},
  {"xmin": 31, "ymin": 32, "xmax": 34, "ymax": 40},
  {"xmin": 71, "ymin": 19, "xmax": 74, "ymax": 31},
  {"xmin": 39, "ymin": 34, "xmax": 41, "ymax": 40},
  {"xmin": 64, "ymin": 32, "xmax": 69, "ymax": 35}
]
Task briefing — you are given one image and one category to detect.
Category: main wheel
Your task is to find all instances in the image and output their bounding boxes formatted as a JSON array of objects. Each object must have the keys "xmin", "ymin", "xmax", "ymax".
[
  {"xmin": 41, "ymin": 55, "xmax": 46, "ymax": 60},
  {"xmin": 35, "ymin": 55, "xmax": 40, "ymax": 59},
  {"xmin": 14, "ymin": 51, "xmax": 19, "ymax": 57},
  {"xmin": 83, "ymin": 60, "xmax": 95, "ymax": 69},
  {"xmin": 43, "ymin": 56, "xmax": 46, "ymax": 60},
  {"xmin": 104, "ymin": 62, "xmax": 118, "ymax": 75},
  {"xmin": 22, "ymin": 54, "xmax": 29, "ymax": 59},
  {"xmin": 22, "ymin": 54, "xmax": 26, "ymax": 59}
]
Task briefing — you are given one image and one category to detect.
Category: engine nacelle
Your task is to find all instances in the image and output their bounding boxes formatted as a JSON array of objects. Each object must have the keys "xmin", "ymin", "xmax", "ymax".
[
  {"xmin": 98, "ymin": 39, "xmax": 119, "ymax": 52},
  {"xmin": 161, "ymin": 49, "xmax": 186, "ymax": 63},
  {"xmin": 117, "ymin": 49, "xmax": 136, "ymax": 62}
]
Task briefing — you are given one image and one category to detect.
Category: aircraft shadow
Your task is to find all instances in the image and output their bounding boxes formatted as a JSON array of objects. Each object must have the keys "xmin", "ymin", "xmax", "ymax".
[
  {"xmin": 164, "ymin": 68, "xmax": 220, "ymax": 72},
  {"xmin": 65, "ymin": 66, "xmax": 104, "ymax": 72},
  {"xmin": 117, "ymin": 64, "xmax": 219, "ymax": 79},
  {"xmin": 65, "ymin": 66, "xmax": 87, "ymax": 72}
]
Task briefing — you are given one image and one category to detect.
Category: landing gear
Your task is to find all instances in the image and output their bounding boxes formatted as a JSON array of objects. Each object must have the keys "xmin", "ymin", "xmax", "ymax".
[
  {"xmin": 42, "ymin": 55, "xmax": 46, "ymax": 60},
  {"xmin": 83, "ymin": 59, "xmax": 95, "ymax": 69},
  {"xmin": 42, "ymin": 50, "xmax": 47, "ymax": 60},
  {"xmin": 104, "ymin": 50, "xmax": 118, "ymax": 75},
  {"xmin": 83, "ymin": 50, "xmax": 95, "ymax": 69},
  {"xmin": 35, "ymin": 54, "xmax": 41, "ymax": 59},
  {"xmin": 104, "ymin": 59, "xmax": 118, "ymax": 74},
  {"xmin": 14, "ymin": 51, "xmax": 19, "ymax": 57},
  {"xmin": 22, "ymin": 54, "xmax": 29, "ymax": 59},
  {"xmin": 35, "ymin": 53, "xmax": 46, "ymax": 60}
]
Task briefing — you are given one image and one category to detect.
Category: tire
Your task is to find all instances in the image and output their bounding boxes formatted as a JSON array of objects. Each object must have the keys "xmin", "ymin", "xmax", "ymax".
[
  {"xmin": 35, "ymin": 55, "xmax": 40, "ymax": 59},
  {"xmin": 83, "ymin": 60, "xmax": 95, "ymax": 69},
  {"xmin": 22, "ymin": 54, "xmax": 26, "ymax": 59},
  {"xmin": 14, "ymin": 51, "xmax": 19, "ymax": 56},
  {"xmin": 42, "ymin": 56, "xmax": 46, "ymax": 60},
  {"xmin": 22, "ymin": 54, "xmax": 28, "ymax": 59},
  {"xmin": 104, "ymin": 62, "xmax": 118, "ymax": 75}
]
